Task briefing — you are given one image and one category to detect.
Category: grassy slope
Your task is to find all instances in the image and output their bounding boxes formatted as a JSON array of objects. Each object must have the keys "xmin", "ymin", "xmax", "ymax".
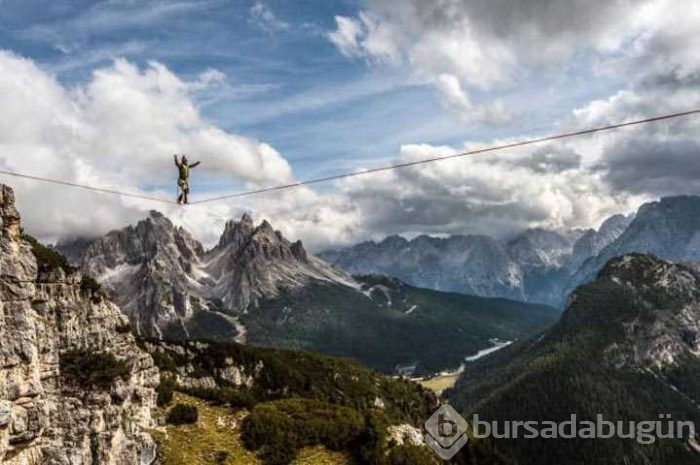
[
  {"xmin": 145, "ymin": 338, "xmax": 439, "ymax": 424},
  {"xmin": 152, "ymin": 393, "xmax": 350, "ymax": 465},
  {"xmin": 244, "ymin": 276, "xmax": 558, "ymax": 375},
  {"xmin": 145, "ymin": 339, "xmax": 511, "ymax": 465}
]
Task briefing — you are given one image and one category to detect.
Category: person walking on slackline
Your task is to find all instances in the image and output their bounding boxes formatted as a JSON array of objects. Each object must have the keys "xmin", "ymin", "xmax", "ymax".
[{"xmin": 174, "ymin": 154, "xmax": 201, "ymax": 204}]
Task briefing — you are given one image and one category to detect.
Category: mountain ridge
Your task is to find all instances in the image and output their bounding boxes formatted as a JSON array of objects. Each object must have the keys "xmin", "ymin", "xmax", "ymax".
[{"xmin": 449, "ymin": 253, "xmax": 700, "ymax": 464}]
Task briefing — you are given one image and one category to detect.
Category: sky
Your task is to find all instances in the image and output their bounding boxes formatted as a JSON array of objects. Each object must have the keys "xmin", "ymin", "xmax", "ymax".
[{"xmin": 0, "ymin": 0, "xmax": 699, "ymax": 250}]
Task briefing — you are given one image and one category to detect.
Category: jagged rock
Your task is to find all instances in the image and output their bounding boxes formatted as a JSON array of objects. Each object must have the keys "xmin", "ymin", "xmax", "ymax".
[
  {"xmin": 0, "ymin": 401, "xmax": 11, "ymax": 427},
  {"xmin": 61, "ymin": 212, "xmax": 355, "ymax": 339},
  {"xmin": 387, "ymin": 424, "xmax": 423, "ymax": 447},
  {"xmin": 0, "ymin": 184, "xmax": 158, "ymax": 465}
]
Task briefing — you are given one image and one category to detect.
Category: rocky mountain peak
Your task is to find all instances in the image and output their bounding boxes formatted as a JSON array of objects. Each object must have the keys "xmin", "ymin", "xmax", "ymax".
[
  {"xmin": 219, "ymin": 213, "xmax": 255, "ymax": 249},
  {"xmin": 507, "ymin": 228, "xmax": 582, "ymax": 270},
  {"xmin": 563, "ymin": 253, "xmax": 700, "ymax": 369},
  {"xmin": 64, "ymin": 211, "xmax": 352, "ymax": 338},
  {"xmin": 222, "ymin": 216, "xmax": 309, "ymax": 265}
]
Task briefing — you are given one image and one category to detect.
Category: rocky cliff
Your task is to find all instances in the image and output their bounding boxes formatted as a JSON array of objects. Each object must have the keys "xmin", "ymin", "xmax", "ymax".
[{"xmin": 0, "ymin": 185, "xmax": 158, "ymax": 465}]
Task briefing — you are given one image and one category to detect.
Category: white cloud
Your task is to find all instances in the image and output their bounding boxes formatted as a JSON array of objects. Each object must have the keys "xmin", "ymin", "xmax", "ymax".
[
  {"xmin": 0, "ymin": 51, "xmax": 292, "ymax": 243},
  {"xmin": 327, "ymin": 0, "xmax": 700, "ymax": 126},
  {"xmin": 4, "ymin": 0, "xmax": 700, "ymax": 258},
  {"xmin": 328, "ymin": 13, "xmax": 400, "ymax": 63},
  {"xmin": 434, "ymin": 73, "xmax": 471, "ymax": 111},
  {"xmin": 329, "ymin": 138, "xmax": 642, "ymax": 241},
  {"xmin": 249, "ymin": 1, "xmax": 289, "ymax": 33}
]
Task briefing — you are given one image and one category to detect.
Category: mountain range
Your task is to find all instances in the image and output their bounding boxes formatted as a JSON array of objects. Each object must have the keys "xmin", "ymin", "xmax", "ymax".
[
  {"xmin": 5, "ymin": 177, "xmax": 700, "ymax": 464},
  {"xmin": 57, "ymin": 211, "xmax": 557, "ymax": 375},
  {"xmin": 322, "ymin": 197, "xmax": 700, "ymax": 307}
]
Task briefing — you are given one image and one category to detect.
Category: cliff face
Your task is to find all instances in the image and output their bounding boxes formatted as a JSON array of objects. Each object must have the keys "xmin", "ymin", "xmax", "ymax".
[{"xmin": 0, "ymin": 185, "xmax": 159, "ymax": 465}]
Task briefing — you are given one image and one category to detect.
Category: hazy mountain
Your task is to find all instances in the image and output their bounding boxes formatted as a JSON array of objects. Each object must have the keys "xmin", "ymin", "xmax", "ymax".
[
  {"xmin": 449, "ymin": 254, "xmax": 700, "ymax": 464},
  {"xmin": 320, "ymin": 228, "xmax": 590, "ymax": 306},
  {"xmin": 320, "ymin": 234, "xmax": 525, "ymax": 300},
  {"xmin": 566, "ymin": 214, "xmax": 634, "ymax": 271},
  {"xmin": 568, "ymin": 196, "xmax": 700, "ymax": 298},
  {"xmin": 59, "ymin": 213, "xmax": 558, "ymax": 375}
]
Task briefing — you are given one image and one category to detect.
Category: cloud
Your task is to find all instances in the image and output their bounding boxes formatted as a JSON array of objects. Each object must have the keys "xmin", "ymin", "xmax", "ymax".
[
  {"xmin": 23, "ymin": 1, "xmax": 210, "ymax": 42},
  {"xmin": 0, "ymin": 47, "xmax": 686, "ymax": 252},
  {"xmin": 327, "ymin": 0, "xmax": 700, "ymax": 126},
  {"xmin": 327, "ymin": 13, "xmax": 400, "ymax": 63},
  {"xmin": 0, "ymin": 50, "xmax": 291, "ymax": 243},
  {"xmin": 4, "ymin": 0, "xmax": 700, "ymax": 256},
  {"xmin": 249, "ymin": 1, "xmax": 289, "ymax": 33},
  {"xmin": 578, "ymin": 84, "xmax": 700, "ymax": 198}
]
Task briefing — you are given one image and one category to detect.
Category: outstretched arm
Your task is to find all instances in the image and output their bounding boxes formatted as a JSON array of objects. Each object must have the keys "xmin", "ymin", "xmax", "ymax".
[
  {"xmin": 189, "ymin": 161, "xmax": 201, "ymax": 168},
  {"xmin": 173, "ymin": 155, "xmax": 181, "ymax": 167}
]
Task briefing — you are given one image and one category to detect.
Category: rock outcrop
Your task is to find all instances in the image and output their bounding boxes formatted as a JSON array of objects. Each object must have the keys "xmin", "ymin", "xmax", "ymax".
[{"xmin": 0, "ymin": 185, "xmax": 158, "ymax": 465}]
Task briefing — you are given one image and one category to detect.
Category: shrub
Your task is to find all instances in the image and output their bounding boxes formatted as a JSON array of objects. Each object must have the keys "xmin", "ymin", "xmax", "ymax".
[
  {"xmin": 213, "ymin": 451, "xmax": 229, "ymax": 464},
  {"xmin": 166, "ymin": 403, "xmax": 199, "ymax": 425},
  {"xmin": 352, "ymin": 412, "xmax": 387, "ymax": 465},
  {"xmin": 241, "ymin": 398, "xmax": 365, "ymax": 465},
  {"xmin": 157, "ymin": 374, "xmax": 177, "ymax": 406},
  {"xmin": 149, "ymin": 350, "xmax": 180, "ymax": 373},
  {"xmin": 80, "ymin": 275, "xmax": 103, "ymax": 300},
  {"xmin": 60, "ymin": 350, "xmax": 130, "ymax": 390},
  {"xmin": 22, "ymin": 232, "xmax": 76, "ymax": 275},
  {"xmin": 387, "ymin": 445, "xmax": 441, "ymax": 465},
  {"xmin": 183, "ymin": 386, "xmax": 256, "ymax": 410}
]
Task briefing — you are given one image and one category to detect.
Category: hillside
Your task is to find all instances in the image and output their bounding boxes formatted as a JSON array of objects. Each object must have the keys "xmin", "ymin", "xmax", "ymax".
[
  {"xmin": 142, "ymin": 338, "xmax": 505, "ymax": 465},
  {"xmin": 246, "ymin": 275, "xmax": 557, "ymax": 374},
  {"xmin": 449, "ymin": 254, "xmax": 700, "ymax": 464}
]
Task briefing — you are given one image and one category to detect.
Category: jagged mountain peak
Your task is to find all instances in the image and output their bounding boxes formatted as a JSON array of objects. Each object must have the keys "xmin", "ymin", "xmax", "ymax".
[
  {"xmin": 213, "ymin": 213, "xmax": 309, "ymax": 264},
  {"xmin": 566, "ymin": 195, "xmax": 700, "ymax": 301},
  {"xmin": 218, "ymin": 213, "xmax": 256, "ymax": 249},
  {"xmin": 66, "ymin": 211, "xmax": 353, "ymax": 338},
  {"xmin": 381, "ymin": 234, "xmax": 410, "ymax": 247}
]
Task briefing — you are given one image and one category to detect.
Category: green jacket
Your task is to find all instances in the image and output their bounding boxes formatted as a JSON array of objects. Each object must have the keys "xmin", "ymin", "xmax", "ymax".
[{"xmin": 174, "ymin": 157, "xmax": 200, "ymax": 180}]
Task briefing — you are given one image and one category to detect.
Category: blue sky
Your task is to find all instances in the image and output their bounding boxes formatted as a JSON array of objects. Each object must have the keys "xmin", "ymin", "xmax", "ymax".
[
  {"xmin": 1, "ymin": 0, "xmax": 699, "ymax": 248},
  {"xmin": 0, "ymin": 0, "xmax": 621, "ymax": 180}
]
